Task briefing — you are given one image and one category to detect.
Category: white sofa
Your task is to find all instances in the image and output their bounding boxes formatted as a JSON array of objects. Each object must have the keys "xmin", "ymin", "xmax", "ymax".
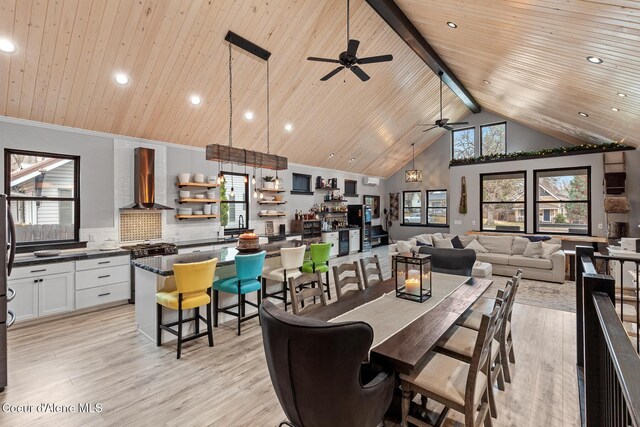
[{"xmin": 389, "ymin": 233, "xmax": 565, "ymax": 283}]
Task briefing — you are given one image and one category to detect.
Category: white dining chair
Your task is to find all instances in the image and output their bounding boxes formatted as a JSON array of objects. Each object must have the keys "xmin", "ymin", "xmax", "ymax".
[{"xmin": 262, "ymin": 245, "xmax": 306, "ymax": 311}]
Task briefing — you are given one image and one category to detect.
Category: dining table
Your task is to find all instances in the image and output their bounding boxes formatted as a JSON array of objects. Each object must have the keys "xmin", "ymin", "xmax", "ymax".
[{"xmin": 304, "ymin": 273, "xmax": 493, "ymax": 375}]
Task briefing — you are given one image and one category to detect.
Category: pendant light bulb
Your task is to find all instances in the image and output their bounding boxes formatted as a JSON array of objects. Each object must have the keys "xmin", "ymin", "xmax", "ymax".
[
  {"xmin": 252, "ymin": 175, "xmax": 256, "ymax": 185},
  {"xmin": 244, "ymin": 175, "xmax": 248, "ymax": 184},
  {"xmin": 230, "ymin": 187, "xmax": 235, "ymax": 198},
  {"xmin": 216, "ymin": 174, "xmax": 222, "ymax": 185},
  {"xmin": 259, "ymin": 191, "xmax": 264, "ymax": 200},
  {"xmin": 253, "ymin": 189, "xmax": 258, "ymax": 198},
  {"xmin": 275, "ymin": 177, "xmax": 279, "ymax": 189}
]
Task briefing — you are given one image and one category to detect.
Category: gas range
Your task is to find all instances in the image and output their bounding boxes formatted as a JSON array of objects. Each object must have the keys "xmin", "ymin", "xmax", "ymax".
[{"xmin": 121, "ymin": 242, "xmax": 178, "ymax": 259}]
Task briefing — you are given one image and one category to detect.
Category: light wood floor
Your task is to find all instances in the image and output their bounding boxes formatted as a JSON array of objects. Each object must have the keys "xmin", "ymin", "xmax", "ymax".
[{"xmin": 0, "ymin": 248, "xmax": 580, "ymax": 426}]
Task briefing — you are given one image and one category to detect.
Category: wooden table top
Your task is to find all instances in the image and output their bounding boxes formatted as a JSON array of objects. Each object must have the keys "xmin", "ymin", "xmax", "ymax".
[{"xmin": 305, "ymin": 275, "xmax": 493, "ymax": 375}]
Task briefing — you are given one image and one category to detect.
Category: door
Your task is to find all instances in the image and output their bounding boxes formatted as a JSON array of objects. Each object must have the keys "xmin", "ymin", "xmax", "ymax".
[
  {"xmin": 39, "ymin": 272, "xmax": 74, "ymax": 317},
  {"xmin": 7, "ymin": 277, "xmax": 39, "ymax": 322}
]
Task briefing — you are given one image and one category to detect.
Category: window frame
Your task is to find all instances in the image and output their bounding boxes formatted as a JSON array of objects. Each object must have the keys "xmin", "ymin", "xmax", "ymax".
[
  {"xmin": 290, "ymin": 172, "xmax": 313, "ymax": 195},
  {"xmin": 533, "ymin": 166, "xmax": 591, "ymax": 236},
  {"xmin": 402, "ymin": 190, "xmax": 422, "ymax": 225},
  {"xmin": 426, "ymin": 189, "xmax": 448, "ymax": 227},
  {"xmin": 480, "ymin": 121, "xmax": 507, "ymax": 156},
  {"xmin": 220, "ymin": 171, "xmax": 249, "ymax": 235},
  {"xmin": 344, "ymin": 179, "xmax": 358, "ymax": 197},
  {"xmin": 480, "ymin": 170, "xmax": 527, "ymax": 233},
  {"xmin": 4, "ymin": 148, "xmax": 81, "ymax": 246},
  {"xmin": 451, "ymin": 126, "xmax": 476, "ymax": 160}
]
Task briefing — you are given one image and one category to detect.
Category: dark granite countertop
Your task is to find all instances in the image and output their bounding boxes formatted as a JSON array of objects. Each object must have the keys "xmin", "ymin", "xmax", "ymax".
[
  {"xmin": 13, "ymin": 248, "xmax": 131, "ymax": 267},
  {"xmin": 132, "ymin": 240, "xmax": 305, "ymax": 277},
  {"xmin": 174, "ymin": 237, "xmax": 239, "ymax": 248}
]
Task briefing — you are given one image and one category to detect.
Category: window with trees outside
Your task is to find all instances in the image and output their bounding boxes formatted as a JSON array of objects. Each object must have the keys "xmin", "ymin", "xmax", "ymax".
[
  {"xmin": 220, "ymin": 172, "xmax": 248, "ymax": 232},
  {"xmin": 5, "ymin": 149, "xmax": 80, "ymax": 244},
  {"xmin": 535, "ymin": 167, "xmax": 590, "ymax": 235},
  {"xmin": 427, "ymin": 190, "xmax": 448, "ymax": 226},
  {"xmin": 452, "ymin": 127, "xmax": 475, "ymax": 159},
  {"xmin": 481, "ymin": 122, "xmax": 507, "ymax": 155},
  {"xmin": 481, "ymin": 171, "xmax": 526, "ymax": 232},
  {"xmin": 403, "ymin": 191, "xmax": 421, "ymax": 224}
]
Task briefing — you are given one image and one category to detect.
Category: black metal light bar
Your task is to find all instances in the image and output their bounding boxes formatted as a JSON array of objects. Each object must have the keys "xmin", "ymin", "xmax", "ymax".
[{"xmin": 225, "ymin": 31, "xmax": 271, "ymax": 61}]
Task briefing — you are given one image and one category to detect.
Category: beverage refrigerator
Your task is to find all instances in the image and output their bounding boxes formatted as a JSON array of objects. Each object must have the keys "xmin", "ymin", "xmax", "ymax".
[
  {"xmin": 347, "ymin": 204, "xmax": 371, "ymax": 252},
  {"xmin": 1, "ymin": 194, "xmax": 17, "ymax": 392}
]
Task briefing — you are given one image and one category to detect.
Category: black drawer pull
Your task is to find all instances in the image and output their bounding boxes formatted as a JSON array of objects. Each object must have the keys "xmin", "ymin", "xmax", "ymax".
[
  {"xmin": 98, "ymin": 261, "xmax": 111, "ymax": 265},
  {"xmin": 30, "ymin": 268, "xmax": 46, "ymax": 273},
  {"xmin": 98, "ymin": 275, "xmax": 111, "ymax": 279},
  {"xmin": 98, "ymin": 292, "xmax": 111, "ymax": 297}
]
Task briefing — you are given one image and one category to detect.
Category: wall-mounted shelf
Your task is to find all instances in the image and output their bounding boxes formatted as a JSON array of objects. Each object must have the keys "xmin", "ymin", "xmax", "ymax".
[
  {"xmin": 177, "ymin": 182, "xmax": 218, "ymax": 189},
  {"xmin": 175, "ymin": 214, "xmax": 220, "ymax": 220},
  {"xmin": 315, "ymin": 187, "xmax": 340, "ymax": 191},
  {"xmin": 176, "ymin": 198, "xmax": 219, "ymax": 204},
  {"xmin": 259, "ymin": 188, "xmax": 285, "ymax": 193},
  {"xmin": 258, "ymin": 212, "xmax": 287, "ymax": 217},
  {"xmin": 323, "ymin": 199, "xmax": 345, "ymax": 203},
  {"xmin": 258, "ymin": 200, "xmax": 286, "ymax": 205}
]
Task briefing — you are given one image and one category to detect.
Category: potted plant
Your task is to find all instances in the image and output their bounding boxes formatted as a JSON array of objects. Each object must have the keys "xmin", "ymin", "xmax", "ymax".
[{"xmin": 263, "ymin": 175, "xmax": 276, "ymax": 190}]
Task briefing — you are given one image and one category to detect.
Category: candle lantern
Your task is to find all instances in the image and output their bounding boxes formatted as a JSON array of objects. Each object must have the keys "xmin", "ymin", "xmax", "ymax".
[{"xmin": 393, "ymin": 252, "xmax": 432, "ymax": 303}]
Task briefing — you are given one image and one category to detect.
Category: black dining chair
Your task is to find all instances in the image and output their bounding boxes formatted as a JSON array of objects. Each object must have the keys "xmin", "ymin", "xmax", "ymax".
[{"xmin": 259, "ymin": 300, "xmax": 395, "ymax": 427}]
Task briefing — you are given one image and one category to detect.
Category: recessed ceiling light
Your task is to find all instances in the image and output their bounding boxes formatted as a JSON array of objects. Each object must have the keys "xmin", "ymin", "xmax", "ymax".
[
  {"xmin": 611, "ymin": 107, "xmax": 620, "ymax": 112},
  {"xmin": 329, "ymin": 152, "xmax": 335, "ymax": 158},
  {"xmin": 114, "ymin": 73, "xmax": 129, "ymax": 85},
  {"xmin": 446, "ymin": 22, "xmax": 457, "ymax": 28},
  {"xmin": 578, "ymin": 112, "xmax": 589, "ymax": 117},
  {"xmin": 0, "ymin": 39, "xmax": 16, "ymax": 53},
  {"xmin": 284, "ymin": 123, "xmax": 293, "ymax": 133},
  {"xmin": 189, "ymin": 95, "xmax": 201, "ymax": 105},
  {"xmin": 350, "ymin": 157, "xmax": 355, "ymax": 162},
  {"xmin": 586, "ymin": 56, "xmax": 603, "ymax": 64},
  {"xmin": 483, "ymin": 80, "xmax": 491, "ymax": 84},
  {"xmin": 244, "ymin": 111, "xmax": 254, "ymax": 121},
  {"xmin": 617, "ymin": 92, "xmax": 627, "ymax": 98}
]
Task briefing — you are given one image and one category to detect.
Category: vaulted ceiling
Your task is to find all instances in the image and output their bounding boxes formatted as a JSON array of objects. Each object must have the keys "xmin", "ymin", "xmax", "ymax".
[
  {"xmin": 395, "ymin": 0, "xmax": 640, "ymax": 147},
  {"xmin": 0, "ymin": 0, "xmax": 468, "ymax": 178}
]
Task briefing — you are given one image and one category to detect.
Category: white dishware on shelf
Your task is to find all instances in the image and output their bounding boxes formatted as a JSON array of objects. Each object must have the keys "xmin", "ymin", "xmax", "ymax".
[
  {"xmin": 194, "ymin": 173, "xmax": 205, "ymax": 183},
  {"xmin": 194, "ymin": 194, "xmax": 205, "ymax": 199},
  {"xmin": 194, "ymin": 210, "xmax": 204, "ymax": 215},
  {"xmin": 178, "ymin": 173, "xmax": 191, "ymax": 183},
  {"xmin": 179, "ymin": 190, "xmax": 191, "ymax": 198},
  {"xmin": 206, "ymin": 190, "xmax": 217, "ymax": 199},
  {"xmin": 267, "ymin": 210, "xmax": 277, "ymax": 214},
  {"xmin": 207, "ymin": 176, "xmax": 217, "ymax": 183},
  {"xmin": 203, "ymin": 205, "xmax": 212, "ymax": 215},
  {"xmin": 260, "ymin": 210, "xmax": 268, "ymax": 215},
  {"xmin": 263, "ymin": 196, "xmax": 275, "ymax": 201}
]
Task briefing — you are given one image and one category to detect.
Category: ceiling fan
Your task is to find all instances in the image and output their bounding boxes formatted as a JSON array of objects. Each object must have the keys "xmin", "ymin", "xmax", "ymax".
[
  {"xmin": 420, "ymin": 71, "xmax": 469, "ymax": 132},
  {"xmin": 307, "ymin": 0, "xmax": 393, "ymax": 82}
]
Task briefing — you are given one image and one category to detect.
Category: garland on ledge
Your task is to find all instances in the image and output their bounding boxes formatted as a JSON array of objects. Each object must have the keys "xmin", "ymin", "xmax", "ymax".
[{"xmin": 449, "ymin": 142, "xmax": 633, "ymax": 167}]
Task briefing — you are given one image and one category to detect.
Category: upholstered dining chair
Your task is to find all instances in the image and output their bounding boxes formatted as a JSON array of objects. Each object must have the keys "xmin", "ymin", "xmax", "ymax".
[
  {"xmin": 332, "ymin": 262, "xmax": 365, "ymax": 300},
  {"xmin": 288, "ymin": 272, "xmax": 327, "ymax": 316},
  {"xmin": 400, "ymin": 305, "xmax": 500, "ymax": 427},
  {"xmin": 262, "ymin": 245, "xmax": 306, "ymax": 311},
  {"xmin": 156, "ymin": 258, "xmax": 217, "ymax": 359},
  {"xmin": 359, "ymin": 255, "xmax": 384, "ymax": 288},
  {"xmin": 259, "ymin": 300, "xmax": 395, "ymax": 427},
  {"xmin": 213, "ymin": 251, "xmax": 266, "ymax": 335},
  {"xmin": 301, "ymin": 243, "xmax": 332, "ymax": 300}
]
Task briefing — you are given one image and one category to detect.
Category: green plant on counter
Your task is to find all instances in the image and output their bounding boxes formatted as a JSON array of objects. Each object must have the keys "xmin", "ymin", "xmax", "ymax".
[
  {"xmin": 263, "ymin": 175, "xmax": 275, "ymax": 182},
  {"xmin": 220, "ymin": 179, "xmax": 229, "ymax": 227}
]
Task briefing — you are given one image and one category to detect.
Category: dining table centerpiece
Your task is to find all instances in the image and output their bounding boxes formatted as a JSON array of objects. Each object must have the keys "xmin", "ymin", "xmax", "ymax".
[{"xmin": 393, "ymin": 252, "xmax": 432, "ymax": 302}]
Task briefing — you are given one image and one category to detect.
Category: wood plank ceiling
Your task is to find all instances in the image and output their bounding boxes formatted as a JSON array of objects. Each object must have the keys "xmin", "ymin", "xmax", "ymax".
[
  {"xmin": 0, "ymin": 0, "xmax": 469, "ymax": 178},
  {"xmin": 395, "ymin": 0, "xmax": 640, "ymax": 148}
]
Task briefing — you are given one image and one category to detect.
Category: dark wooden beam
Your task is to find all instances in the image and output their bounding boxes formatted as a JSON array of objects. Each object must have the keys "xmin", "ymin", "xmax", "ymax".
[
  {"xmin": 365, "ymin": 0, "xmax": 481, "ymax": 113},
  {"xmin": 225, "ymin": 31, "xmax": 271, "ymax": 61}
]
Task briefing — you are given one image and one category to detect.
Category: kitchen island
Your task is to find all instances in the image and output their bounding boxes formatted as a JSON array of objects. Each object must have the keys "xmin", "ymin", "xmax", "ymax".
[{"xmin": 131, "ymin": 240, "xmax": 304, "ymax": 342}]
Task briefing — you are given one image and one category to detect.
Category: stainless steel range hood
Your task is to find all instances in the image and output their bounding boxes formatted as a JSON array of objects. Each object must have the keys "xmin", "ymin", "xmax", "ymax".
[{"xmin": 120, "ymin": 148, "xmax": 172, "ymax": 211}]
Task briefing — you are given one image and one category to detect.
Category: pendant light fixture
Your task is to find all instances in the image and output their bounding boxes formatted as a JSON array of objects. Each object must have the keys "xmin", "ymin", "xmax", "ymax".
[
  {"xmin": 228, "ymin": 41, "xmax": 235, "ymax": 199},
  {"xmin": 405, "ymin": 143, "xmax": 422, "ymax": 182}
]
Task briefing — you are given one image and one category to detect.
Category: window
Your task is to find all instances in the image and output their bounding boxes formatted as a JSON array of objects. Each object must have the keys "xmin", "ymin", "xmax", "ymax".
[
  {"xmin": 403, "ymin": 191, "xmax": 421, "ymax": 224},
  {"xmin": 220, "ymin": 172, "xmax": 248, "ymax": 232},
  {"xmin": 480, "ymin": 122, "xmax": 507, "ymax": 155},
  {"xmin": 427, "ymin": 190, "xmax": 448, "ymax": 226},
  {"xmin": 535, "ymin": 167, "xmax": 590, "ymax": 235},
  {"xmin": 452, "ymin": 127, "xmax": 475, "ymax": 159},
  {"xmin": 481, "ymin": 171, "xmax": 526, "ymax": 232},
  {"xmin": 5, "ymin": 149, "xmax": 80, "ymax": 245},
  {"xmin": 344, "ymin": 179, "xmax": 358, "ymax": 197},
  {"xmin": 291, "ymin": 173, "xmax": 312, "ymax": 194}
]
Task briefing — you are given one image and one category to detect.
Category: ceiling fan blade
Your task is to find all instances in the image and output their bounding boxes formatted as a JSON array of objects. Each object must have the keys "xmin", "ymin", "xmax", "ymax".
[
  {"xmin": 350, "ymin": 65, "xmax": 370, "ymax": 82},
  {"xmin": 320, "ymin": 66, "xmax": 345, "ymax": 81},
  {"xmin": 307, "ymin": 56, "xmax": 341, "ymax": 63},
  {"xmin": 347, "ymin": 39, "xmax": 360, "ymax": 57},
  {"xmin": 422, "ymin": 126, "xmax": 438, "ymax": 132},
  {"xmin": 357, "ymin": 54, "xmax": 393, "ymax": 64},
  {"xmin": 446, "ymin": 121, "xmax": 470, "ymax": 126},
  {"xmin": 443, "ymin": 125, "xmax": 454, "ymax": 131}
]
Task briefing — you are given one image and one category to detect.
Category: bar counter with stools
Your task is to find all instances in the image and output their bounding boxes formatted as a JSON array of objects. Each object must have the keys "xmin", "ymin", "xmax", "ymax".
[{"xmin": 261, "ymin": 245, "xmax": 306, "ymax": 311}]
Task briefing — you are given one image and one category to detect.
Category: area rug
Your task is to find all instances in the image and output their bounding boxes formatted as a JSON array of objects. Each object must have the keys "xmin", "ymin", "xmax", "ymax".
[{"xmin": 483, "ymin": 276, "xmax": 576, "ymax": 313}]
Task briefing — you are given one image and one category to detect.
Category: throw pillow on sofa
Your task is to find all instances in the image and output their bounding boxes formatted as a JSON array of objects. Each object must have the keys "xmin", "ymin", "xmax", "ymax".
[
  {"xmin": 433, "ymin": 236, "xmax": 454, "ymax": 248},
  {"xmin": 511, "ymin": 236, "xmax": 530, "ymax": 255},
  {"xmin": 523, "ymin": 241, "xmax": 543, "ymax": 258},
  {"xmin": 451, "ymin": 236, "xmax": 465, "ymax": 249},
  {"xmin": 541, "ymin": 242, "xmax": 561, "ymax": 259},
  {"xmin": 415, "ymin": 234, "xmax": 433, "ymax": 245},
  {"xmin": 465, "ymin": 239, "xmax": 488, "ymax": 253},
  {"xmin": 478, "ymin": 235, "xmax": 514, "ymax": 255},
  {"xmin": 396, "ymin": 240, "xmax": 413, "ymax": 253},
  {"xmin": 525, "ymin": 235, "xmax": 551, "ymax": 242},
  {"xmin": 458, "ymin": 235, "xmax": 477, "ymax": 247}
]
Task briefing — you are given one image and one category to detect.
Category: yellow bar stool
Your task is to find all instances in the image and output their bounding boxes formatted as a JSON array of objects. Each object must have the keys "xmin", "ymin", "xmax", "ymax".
[{"xmin": 156, "ymin": 258, "xmax": 218, "ymax": 359}]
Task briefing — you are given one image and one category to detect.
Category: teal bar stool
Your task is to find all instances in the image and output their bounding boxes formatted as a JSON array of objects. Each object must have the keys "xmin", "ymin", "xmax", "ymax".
[
  {"xmin": 301, "ymin": 243, "xmax": 332, "ymax": 300},
  {"xmin": 213, "ymin": 251, "xmax": 266, "ymax": 335}
]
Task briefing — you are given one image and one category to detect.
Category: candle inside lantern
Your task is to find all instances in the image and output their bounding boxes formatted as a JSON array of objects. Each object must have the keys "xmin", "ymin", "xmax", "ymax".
[{"xmin": 405, "ymin": 277, "xmax": 421, "ymax": 296}]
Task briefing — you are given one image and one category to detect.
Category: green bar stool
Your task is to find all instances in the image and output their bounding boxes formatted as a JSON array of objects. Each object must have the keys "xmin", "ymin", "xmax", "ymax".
[
  {"xmin": 213, "ymin": 251, "xmax": 266, "ymax": 336},
  {"xmin": 301, "ymin": 243, "xmax": 332, "ymax": 300}
]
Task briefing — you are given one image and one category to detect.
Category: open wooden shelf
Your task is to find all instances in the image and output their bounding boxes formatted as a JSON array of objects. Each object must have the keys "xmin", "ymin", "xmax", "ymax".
[
  {"xmin": 258, "ymin": 188, "xmax": 285, "ymax": 193},
  {"xmin": 175, "ymin": 214, "xmax": 220, "ymax": 220},
  {"xmin": 177, "ymin": 182, "xmax": 218, "ymax": 189},
  {"xmin": 258, "ymin": 213, "xmax": 287, "ymax": 217},
  {"xmin": 176, "ymin": 198, "xmax": 219, "ymax": 204},
  {"xmin": 258, "ymin": 200, "xmax": 286, "ymax": 205}
]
